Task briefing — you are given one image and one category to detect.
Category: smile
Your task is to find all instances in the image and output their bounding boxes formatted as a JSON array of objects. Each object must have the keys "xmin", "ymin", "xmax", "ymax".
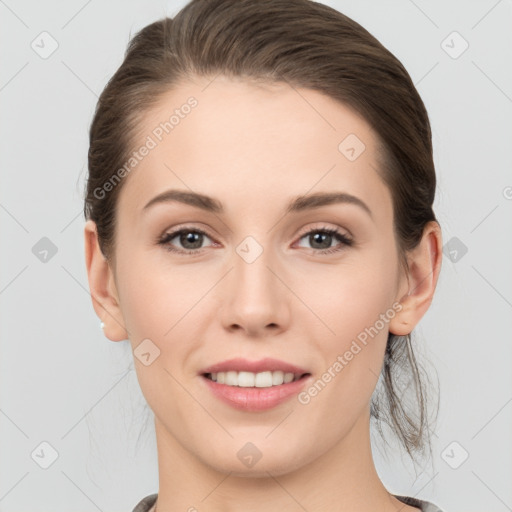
[{"xmin": 205, "ymin": 370, "xmax": 306, "ymax": 388}]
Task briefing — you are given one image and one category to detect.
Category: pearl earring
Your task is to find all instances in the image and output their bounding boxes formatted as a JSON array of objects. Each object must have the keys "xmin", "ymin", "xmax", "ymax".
[{"xmin": 100, "ymin": 321, "xmax": 105, "ymax": 330}]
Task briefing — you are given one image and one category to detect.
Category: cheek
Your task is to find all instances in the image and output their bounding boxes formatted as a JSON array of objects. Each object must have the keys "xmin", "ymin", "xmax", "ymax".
[
  {"xmin": 115, "ymin": 246, "xmax": 191, "ymax": 337},
  {"xmin": 116, "ymin": 273, "xmax": 164, "ymax": 339},
  {"xmin": 303, "ymin": 259, "xmax": 397, "ymax": 342},
  {"xmin": 115, "ymin": 257, "xmax": 197, "ymax": 409},
  {"xmin": 299, "ymin": 248, "xmax": 398, "ymax": 398},
  {"xmin": 297, "ymin": 272, "xmax": 393, "ymax": 431},
  {"xmin": 115, "ymin": 252, "xmax": 206, "ymax": 379}
]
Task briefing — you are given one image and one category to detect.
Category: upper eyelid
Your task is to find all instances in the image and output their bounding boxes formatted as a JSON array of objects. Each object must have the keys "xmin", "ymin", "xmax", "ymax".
[{"xmin": 296, "ymin": 224, "xmax": 351, "ymax": 238}]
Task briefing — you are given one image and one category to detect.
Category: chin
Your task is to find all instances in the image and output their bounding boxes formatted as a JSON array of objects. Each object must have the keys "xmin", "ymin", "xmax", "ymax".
[{"xmin": 201, "ymin": 441, "xmax": 312, "ymax": 478}]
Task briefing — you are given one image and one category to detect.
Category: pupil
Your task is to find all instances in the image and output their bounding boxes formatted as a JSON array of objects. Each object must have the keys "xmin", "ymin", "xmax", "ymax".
[
  {"xmin": 312, "ymin": 233, "xmax": 330, "ymax": 249},
  {"xmin": 182, "ymin": 232, "xmax": 202, "ymax": 249}
]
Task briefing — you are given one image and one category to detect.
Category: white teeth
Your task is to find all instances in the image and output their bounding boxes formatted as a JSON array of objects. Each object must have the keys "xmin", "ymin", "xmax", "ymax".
[
  {"xmin": 209, "ymin": 370, "xmax": 302, "ymax": 387},
  {"xmin": 272, "ymin": 370, "xmax": 284, "ymax": 385},
  {"xmin": 238, "ymin": 371, "xmax": 255, "ymax": 387},
  {"xmin": 255, "ymin": 371, "xmax": 273, "ymax": 387},
  {"xmin": 283, "ymin": 372, "xmax": 294, "ymax": 383},
  {"xmin": 225, "ymin": 370, "xmax": 238, "ymax": 386}
]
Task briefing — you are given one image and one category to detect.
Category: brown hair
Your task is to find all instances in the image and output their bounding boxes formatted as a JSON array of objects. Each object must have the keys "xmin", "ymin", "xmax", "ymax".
[{"xmin": 84, "ymin": 0, "xmax": 439, "ymax": 463}]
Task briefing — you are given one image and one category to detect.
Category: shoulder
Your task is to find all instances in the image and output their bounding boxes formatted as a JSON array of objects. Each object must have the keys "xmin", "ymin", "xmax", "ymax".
[
  {"xmin": 394, "ymin": 494, "xmax": 445, "ymax": 512},
  {"xmin": 131, "ymin": 493, "xmax": 158, "ymax": 512},
  {"xmin": 131, "ymin": 493, "xmax": 445, "ymax": 512}
]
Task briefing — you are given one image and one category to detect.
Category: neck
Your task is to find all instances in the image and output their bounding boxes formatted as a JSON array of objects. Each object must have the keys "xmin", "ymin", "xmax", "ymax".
[{"xmin": 152, "ymin": 409, "xmax": 412, "ymax": 512}]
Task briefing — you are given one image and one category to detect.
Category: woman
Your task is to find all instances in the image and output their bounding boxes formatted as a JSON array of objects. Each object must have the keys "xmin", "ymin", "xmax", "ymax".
[{"xmin": 83, "ymin": 0, "xmax": 444, "ymax": 510}]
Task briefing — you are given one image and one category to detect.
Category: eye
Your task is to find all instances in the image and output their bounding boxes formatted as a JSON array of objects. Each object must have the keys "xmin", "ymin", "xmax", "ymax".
[
  {"xmin": 157, "ymin": 225, "xmax": 353, "ymax": 256},
  {"xmin": 158, "ymin": 226, "xmax": 215, "ymax": 255},
  {"xmin": 295, "ymin": 226, "xmax": 353, "ymax": 255}
]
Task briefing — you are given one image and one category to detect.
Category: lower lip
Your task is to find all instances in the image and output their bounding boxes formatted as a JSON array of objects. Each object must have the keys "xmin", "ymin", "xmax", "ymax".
[{"xmin": 201, "ymin": 374, "xmax": 311, "ymax": 412}]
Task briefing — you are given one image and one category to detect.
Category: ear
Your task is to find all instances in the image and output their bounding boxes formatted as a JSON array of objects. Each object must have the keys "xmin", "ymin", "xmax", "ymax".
[
  {"xmin": 84, "ymin": 220, "xmax": 128, "ymax": 341},
  {"xmin": 389, "ymin": 221, "xmax": 442, "ymax": 336}
]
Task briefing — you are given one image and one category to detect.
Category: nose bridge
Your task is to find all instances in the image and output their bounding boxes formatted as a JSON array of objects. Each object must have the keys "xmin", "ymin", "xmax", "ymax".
[
  {"xmin": 233, "ymin": 233, "xmax": 279, "ymax": 300},
  {"xmin": 222, "ymin": 233, "xmax": 288, "ymax": 333}
]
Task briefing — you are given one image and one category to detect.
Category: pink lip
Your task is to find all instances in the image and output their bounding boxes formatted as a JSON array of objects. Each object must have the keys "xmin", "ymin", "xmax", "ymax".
[
  {"xmin": 200, "ymin": 357, "xmax": 309, "ymax": 375},
  {"xmin": 199, "ymin": 358, "xmax": 311, "ymax": 412},
  {"xmin": 201, "ymin": 374, "xmax": 312, "ymax": 412}
]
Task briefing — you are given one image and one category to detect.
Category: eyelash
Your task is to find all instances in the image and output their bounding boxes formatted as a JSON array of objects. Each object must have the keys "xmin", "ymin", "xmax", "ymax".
[{"xmin": 157, "ymin": 225, "xmax": 353, "ymax": 256}]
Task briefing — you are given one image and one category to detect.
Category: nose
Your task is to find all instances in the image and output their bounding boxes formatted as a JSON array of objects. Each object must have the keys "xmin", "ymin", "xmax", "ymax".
[{"xmin": 220, "ymin": 242, "xmax": 290, "ymax": 338}]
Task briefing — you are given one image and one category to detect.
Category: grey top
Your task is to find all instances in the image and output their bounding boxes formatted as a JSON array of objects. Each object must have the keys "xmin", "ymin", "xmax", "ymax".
[{"xmin": 132, "ymin": 493, "xmax": 444, "ymax": 511}]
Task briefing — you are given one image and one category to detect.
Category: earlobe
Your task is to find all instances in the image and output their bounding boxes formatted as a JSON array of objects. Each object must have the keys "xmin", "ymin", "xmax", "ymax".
[
  {"xmin": 84, "ymin": 220, "xmax": 128, "ymax": 341},
  {"xmin": 389, "ymin": 221, "xmax": 442, "ymax": 336}
]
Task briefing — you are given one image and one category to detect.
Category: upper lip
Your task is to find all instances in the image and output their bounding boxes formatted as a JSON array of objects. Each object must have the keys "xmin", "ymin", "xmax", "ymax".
[{"xmin": 200, "ymin": 357, "xmax": 309, "ymax": 376}]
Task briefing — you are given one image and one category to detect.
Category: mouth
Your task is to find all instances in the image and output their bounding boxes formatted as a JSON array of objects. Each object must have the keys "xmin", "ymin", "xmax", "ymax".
[{"xmin": 199, "ymin": 358, "xmax": 312, "ymax": 411}]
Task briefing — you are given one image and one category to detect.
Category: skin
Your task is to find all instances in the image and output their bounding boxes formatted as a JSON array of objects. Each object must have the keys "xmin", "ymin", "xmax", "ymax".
[{"xmin": 85, "ymin": 76, "xmax": 442, "ymax": 512}]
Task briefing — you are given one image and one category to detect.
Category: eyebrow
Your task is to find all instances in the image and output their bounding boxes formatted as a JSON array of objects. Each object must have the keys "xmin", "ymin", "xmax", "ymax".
[{"xmin": 143, "ymin": 189, "xmax": 373, "ymax": 218}]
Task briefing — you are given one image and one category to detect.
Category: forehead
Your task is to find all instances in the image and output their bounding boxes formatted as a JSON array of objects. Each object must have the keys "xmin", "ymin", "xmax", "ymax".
[{"xmin": 117, "ymin": 76, "xmax": 392, "ymax": 222}]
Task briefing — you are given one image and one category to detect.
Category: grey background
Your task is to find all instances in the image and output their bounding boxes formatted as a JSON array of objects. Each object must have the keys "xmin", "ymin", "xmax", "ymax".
[{"xmin": 1, "ymin": 0, "xmax": 511, "ymax": 510}]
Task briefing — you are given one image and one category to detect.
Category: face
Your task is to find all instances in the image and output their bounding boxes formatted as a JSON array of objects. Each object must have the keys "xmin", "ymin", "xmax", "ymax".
[{"xmin": 108, "ymin": 76, "xmax": 409, "ymax": 476}]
